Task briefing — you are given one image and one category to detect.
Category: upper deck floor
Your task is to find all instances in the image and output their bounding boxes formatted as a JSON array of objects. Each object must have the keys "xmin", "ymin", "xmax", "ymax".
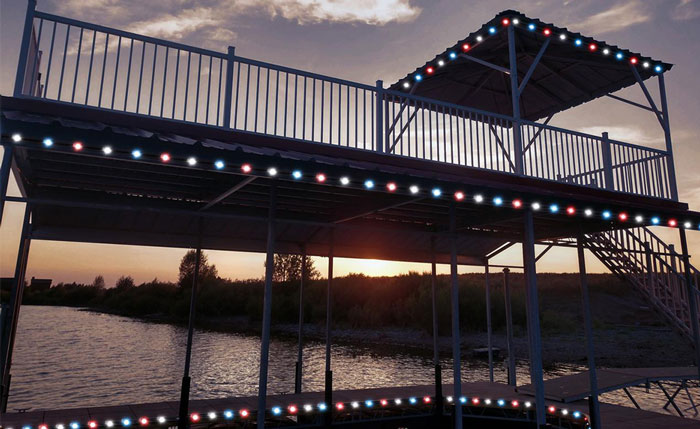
[{"xmin": 8, "ymin": 5, "xmax": 679, "ymax": 203}]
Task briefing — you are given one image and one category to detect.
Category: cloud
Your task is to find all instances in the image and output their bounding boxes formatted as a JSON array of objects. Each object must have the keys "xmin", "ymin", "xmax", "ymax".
[
  {"xmin": 233, "ymin": 0, "xmax": 422, "ymax": 25},
  {"xmin": 572, "ymin": 0, "xmax": 651, "ymax": 34},
  {"xmin": 577, "ymin": 125, "xmax": 665, "ymax": 148},
  {"xmin": 127, "ymin": 8, "xmax": 218, "ymax": 40},
  {"xmin": 671, "ymin": 0, "xmax": 700, "ymax": 21}
]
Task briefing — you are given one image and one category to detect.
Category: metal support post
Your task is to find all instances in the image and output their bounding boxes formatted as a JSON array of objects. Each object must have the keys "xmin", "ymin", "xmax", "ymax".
[
  {"xmin": 375, "ymin": 80, "xmax": 384, "ymax": 153},
  {"xmin": 324, "ymin": 230, "xmax": 334, "ymax": 427},
  {"xmin": 294, "ymin": 246, "xmax": 307, "ymax": 394},
  {"xmin": 257, "ymin": 183, "xmax": 277, "ymax": 429},
  {"xmin": 177, "ymin": 219, "xmax": 204, "ymax": 429},
  {"xmin": 449, "ymin": 204, "xmax": 463, "ymax": 429},
  {"xmin": 577, "ymin": 234, "xmax": 601, "ymax": 429},
  {"xmin": 0, "ymin": 145, "xmax": 14, "ymax": 228},
  {"xmin": 522, "ymin": 210, "xmax": 545, "ymax": 427},
  {"xmin": 222, "ymin": 46, "xmax": 235, "ymax": 129},
  {"xmin": 14, "ymin": 0, "xmax": 37, "ymax": 97},
  {"xmin": 485, "ymin": 264, "xmax": 494, "ymax": 383},
  {"xmin": 503, "ymin": 268, "xmax": 516, "ymax": 386},
  {"xmin": 601, "ymin": 132, "xmax": 614, "ymax": 191},
  {"xmin": 430, "ymin": 236, "xmax": 443, "ymax": 416},
  {"xmin": 507, "ymin": 24, "xmax": 524, "ymax": 175},
  {"xmin": 658, "ymin": 74, "xmax": 679, "ymax": 201},
  {"xmin": 0, "ymin": 203, "xmax": 31, "ymax": 413},
  {"xmin": 679, "ymin": 228, "xmax": 700, "ymax": 381}
]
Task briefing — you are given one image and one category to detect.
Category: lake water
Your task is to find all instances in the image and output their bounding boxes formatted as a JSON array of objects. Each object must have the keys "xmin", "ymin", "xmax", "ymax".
[{"xmin": 7, "ymin": 306, "xmax": 698, "ymax": 419}]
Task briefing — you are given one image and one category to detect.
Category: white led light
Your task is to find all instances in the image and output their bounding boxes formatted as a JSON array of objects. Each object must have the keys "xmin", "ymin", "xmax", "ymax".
[
  {"xmin": 351, "ymin": 401, "xmax": 360, "ymax": 409},
  {"xmin": 105, "ymin": 421, "xmax": 114, "ymax": 428},
  {"xmin": 207, "ymin": 412, "xmax": 216, "ymax": 420},
  {"xmin": 394, "ymin": 399, "xmax": 402, "ymax": 405},
  {"xmin": 562, "ymin": 409, "xmax": 569, "ymax": 415},
  {"xmin": 102, "ymin": 146, "xmax": 113, "ymax": 155},
  {"xmin": 403, "ymin": 81, "xmax": 410, "ymax": 89},
  {"xmin": 437, "ymin": 60, "xmax": 445, "ymax": 67},
  {"xmin": 267, "ymin": 167, "xmax": 278, "ymax": 176},
  {"xmin": 474, "ymin": 194, "xmax": 484, "ymax": 203},
  {"xmin": 156, "ymin": 416, "xmax": 166, "ymax": 424},
  {"xmin": 532, "ymin": 202, "xmax": 541, "ymax": 211},
  {"xmin": 56, "ymin": 425, "xmax": 65, "ymax": 429},
  {"xmin": 476, "ymin": 35, "xmax": 483, "ymax": 42},
  {"xmin": 11, "ymin": 133, "xmax": 22, "ymax": 142},
  {"xmin": 187, "ymin": 157, "xmax": 197, "ymax": 166},
  {"xmin": 525, "ymin": 401, "xmax": 532, "ymax": 408},
  {"xmin": 584, "ymin": 208, "xmax": 593, "ymax": 217},
  {"xmin": 409, "ymin": 185, "xmax": 419, "ymax": 194},
  {"xmin": 559, "ymin": 34, "xmax": 566, "ymax": 40},
  {"xmin": 603, "ymin": 48, "xmax": 610, "ymax": 55},
  {"xmin": 684, "ymin": 221, "xmax": 692, "ymax": 228},
  {"xmin": 304, "ymin": 404, "xmax": 313, "ymax": 412},
  {"xmin": 484, "ymin": 399, "xmax": 492, "ymax": 405},
  {"xmin": 340, "ymin": 176, "xmax": 350, "ymax": 185},
  {"xmin": 635, "ymin": 215, "xmax": 643, "ymax": 223},
  {"xmin": 643, "ymin": 62, "xmax": 650, "ymax": 68},
  {"xmin": 43, "ymin": 138, "xmax": 54, "ymax": 147},
  {"xmin": 512, "ymin": 18, "xmax": 519, "ymax": 25},
  {"xmin": 446, "ymin": 396, "xmax": 453, "ymax": 402}
]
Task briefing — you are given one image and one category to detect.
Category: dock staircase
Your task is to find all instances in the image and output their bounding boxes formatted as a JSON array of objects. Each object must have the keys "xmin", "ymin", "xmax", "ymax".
[{"xmin": 584, "ymin": 227, "xmax": 700, "ymax": 340}]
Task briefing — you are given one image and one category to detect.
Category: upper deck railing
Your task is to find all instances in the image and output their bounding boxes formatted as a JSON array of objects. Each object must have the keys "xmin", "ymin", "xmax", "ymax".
[{"xmin": 12, "ymin": 5, "xmax": 675, "ymax": 200}]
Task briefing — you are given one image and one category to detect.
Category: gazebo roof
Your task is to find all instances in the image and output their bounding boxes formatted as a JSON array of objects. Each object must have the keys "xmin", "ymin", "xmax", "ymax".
[{"xmin": 388, "ymin": 10, "xmax": 673, "ymax": 122}]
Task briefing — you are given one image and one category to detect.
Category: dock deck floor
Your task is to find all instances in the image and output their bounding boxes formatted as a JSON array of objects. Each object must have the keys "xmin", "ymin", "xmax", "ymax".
[{"xmin": 2, "ymin": 380, "xmax": 697, "ymax": 428}]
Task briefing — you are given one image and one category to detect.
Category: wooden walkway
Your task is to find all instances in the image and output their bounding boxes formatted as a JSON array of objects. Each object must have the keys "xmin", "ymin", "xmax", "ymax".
[{"xmin": 2, "ymin": 378, "xmax": 697, "ymax": 428}]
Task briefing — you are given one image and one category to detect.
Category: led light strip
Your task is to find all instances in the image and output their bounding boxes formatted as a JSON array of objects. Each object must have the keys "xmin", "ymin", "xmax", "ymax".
[
  {"xmin": 400, "ymin": 14, "xmax": 664, "ymax": 88},
  {"xmin": 8, "ymin": 133, "xmax": 698, "ymax": 231},
  {"xmin": 12, "ymin": 395, "xmax": 588, "ymax": 429}
]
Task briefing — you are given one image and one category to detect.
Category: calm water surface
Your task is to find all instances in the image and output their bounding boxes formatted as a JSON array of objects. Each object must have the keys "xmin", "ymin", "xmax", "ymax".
[{"xmin": 8, "ymin": 306, "xmax": 698, "ymax": 419}]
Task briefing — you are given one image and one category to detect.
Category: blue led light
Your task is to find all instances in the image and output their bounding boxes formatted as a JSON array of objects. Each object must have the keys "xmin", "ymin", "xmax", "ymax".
[
  {"xmin": 616, "ymin": 52, "xmax": 624, "ymax": 60},
  {"xmin": 271, "ymin": 406, "xmax": 282, "ymax": 415},
  {"xmin": 415, "ymin": 74, "xmax": 423, "ymax": 81},
  {"xmin": 365, "ymin": 400, "xmax": 374, "ymax": 407},
  {"xmin": 574, "ymin": 39, "xmax": 582, "ymax": 46},
  {"xmin": 409, "ymin": 397, "xmax": 417, "ymax": 404},
  {"xmin": 528, "ymin": 23, "xmax": 536, "ymax": 31},
  {"xmin": 292, "ymin": 170, "xmax": 302, "ymax": 179},
  {"xmin": 23, "ymin": 425, "xmax": 32, "ymax": 429},
  {"xmin": 573, "ymin": 411, "xmax": 581, "ymax": 418},
  {"xmin": 318, "ymin": 403, "xmax": 327, "ymax": 411},
  {"xmin": 432, "ymin": 188, "xmax": 442, "ymax": 197},
  {"xmin": 459, "ymin": 397, "xmax": 467, "ymax": 404},
  {"xmin": 549, "ymin": 204, "xmax": 559, "ymax": 213},
  {"xmin": 655, "ymin": 65, "xmax": 663, "ymax": 73},
  {"xmin": 364, "ymin": 179, "xmax": 375, "ymax": 189},
  {"xmin": 602, "ymin": 210, "xmax": 612, "ymax": 219},
  {"xmin": 223, "ymin": 410, "xmax": 234, "ymax": 419},
  {"xmin": 493, "ymin": 196, "xmax": 503, "ymax": 206},
  {"xmin": 70, "ymin": 423, "xmax": 79, "ymax": 429},
  {"xmin": 651, "ymin": 216, "xmax": 660, "ymax": 225},
  {"xmin": 214, "ymin": 160, "xmax": 225, "ymax": 169},
  {"xmin": 489, "ymin": 27, "xmax": 496, "ymax": 34},
  {"xmin": 43, "ymin": 137, "xmax": 54, "ymax": 147},
  {"xmin": 131, "ymin": 149, "xmax": 142, "ymax": 159},
  {"xmin": 497, "ymin": 399, "xmax": 505, "ymax": 407},
  {"xmin": 121, "ymin": 419, "xmax": 131, "ymax": 427},
  {"xmin": 449, "ymin": 52, "xmax": 457, "ymax": 60}
]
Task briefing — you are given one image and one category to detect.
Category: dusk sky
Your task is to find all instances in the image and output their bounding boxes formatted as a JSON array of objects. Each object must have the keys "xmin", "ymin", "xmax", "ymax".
[{"xmin": 1, "ymin": 0, "xmax": 700, "ymax": 285}]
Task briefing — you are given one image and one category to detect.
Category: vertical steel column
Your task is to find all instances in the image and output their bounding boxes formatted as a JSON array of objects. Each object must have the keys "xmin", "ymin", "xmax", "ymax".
[
  {"xmin": 507, "ymin": 24, "xmax": 524, "ymax": 175},
  {"xmin": 576, "ymin": 234, "xmax": 601, "ymax": 429},
  {"xmin": 222, "ymin": 46, "xmax": 235, "ymax": 129},
  {"xmin": 177, "ymin": 219, "xmax": 203, "ymax": 429},
  {"xmin": 448, "ymin": 204, "xmax": 463, "ymax": 429},
  {"xmin": 430, "ymin": 236, "xmax": 443, "ymax": 416},
  {"xmin": 658, "ymin": 74, "xmax": 679, "ymax": 201},
  {"xmin": 601, "ymin": 132, "xmax": 614, "ymax": 191},
  {"xmin": 503, "ymin": 268, "xmax": 516, "ymax": 386},
  {"xmin": 375, "ymin": 80, "xmax": 384, "ymax": 153},
  {"xmin": 294, "ymin": 246, "xmax": 307, "ymax": 394},
  {"xmin": 0, "ymin": 145, "xmax": 14, "ymax": 228},
  {"xmin": 522, "ymin": 210, "xmax": 545, "ymax": 427},
  {"xmin": 257, "ymin": 183, "xmax": 277, "ymax": 429},
  {"xmin": 13, "ymin": 0, "xmax": 37, "ymax": 97},
  {"xmin": 485, "ymin": 264, "xmax": 494, "ymax": 383},
  {"xmin": 0, "ymin": 203, "xmax": 31, "ymax": 413},
  {"xmin": 679, "ymin": 228, "xmax": 700, "ymax": 380},
  {"xmin": 324, "ymin": 230, "xmax": 334, "ymax": 427}
]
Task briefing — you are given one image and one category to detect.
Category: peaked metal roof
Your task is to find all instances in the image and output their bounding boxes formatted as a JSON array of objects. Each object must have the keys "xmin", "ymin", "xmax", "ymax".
[{"xmin": 388, "ymin": 10, "xmax": 673, "ymax": 122}]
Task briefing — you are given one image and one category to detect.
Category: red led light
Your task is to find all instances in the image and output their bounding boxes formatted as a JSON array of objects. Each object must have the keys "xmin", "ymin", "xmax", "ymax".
[
  {"xmin": 423, "ymin": 396, "xmax": 431, "ymax": 403},
  {"xmin": 462, "ymin": 43, "xmax": 470, "ymax": 51},
  {"xmin": 668, "ymin": 219, "xmax": 678, "ymax": 227},
  {"xmin": 548, "ymin": 406, "xmax": 556, "ymax": 413},
  {"xmin": 139, "ymin": 417, "xmax": 149, "ymax": 426},
  {"xmin": 512, "ymin": 199, "xmax": 522, "ymax": 208},
  {"xmin": 472, "ymin": 398, "xmax": 480, "ymax": 405},
  {"xmin": 160, "ymin": 153, "xmax": 171, "ymax": 162},
  {"xmin": 336, "ymin": 402, "xmax": 344, "ymax": 410},
  {"xmin": 619, "ymin": 212, "xmax": 628, "ymax": 221},
  {"xmin": 386, "ymin": 182, "xmax": 397, "ymax": 192},
  {"xmin": 543, "ymin": 28, "xmax": 551, "ymax": 36},
  {"xmin": 589, "ymin": 43, "xmax": 597, "ymax": 51},
  {"xmin": 426, "ymin": 66, "xmax": 434, "ymax": 75},
  {"xmin": 39, "ymin": 425, "xmax": 49, "ymax": 429},
  {"xmin": 502, "ymin": 18, "xmax": 510, "ymax": 26},
  {"xmin": 380, "ymin": 399, "xmax": 388, "ymax": 406},
  {"xmin": 240, "ymin": 409, "xmax": 249, "ymax": 418},
  {"xmin": 87, "ymin": 422, "xmax": 97, "ymax": 429},
  {"xmin": 454, "ymin": 191, "xmax": 465, "ymax": 201},
  {"xmin": 190, "ymin": 413, "xmax": 200, "ymax": 422},
  {"xmin": 511, "ymin": 400, "xmax": 519, "ymax": 407},
  {"xmin": 288, "ymin": 405, "xmax": 298, "ymax": 414},
  {"xmin": 630, "ymin": 57, "xmax": 638, "ymax": 64},
  {"xmin": 316, "ymin": 173, "xmax": 326, "ymax": 183},
  {"xmin": 73, "ymin": 141, "xmax": 84, "ymax": 151},
  {"xmin": 241, "ymin": 163, "xmax": 252, "ymax": 173},
  {"xmin": 566, "ymin": 206, "xmax": 576, "ymax": 215}
]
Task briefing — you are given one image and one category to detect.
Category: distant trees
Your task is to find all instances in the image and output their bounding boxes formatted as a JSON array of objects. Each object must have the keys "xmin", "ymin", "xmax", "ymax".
[
  {"xmin": 115, "ymin": 275, "xmax": 135, "ymax": 289},
  {"xmin": 92, "ymin": 275, "xmax": 105, "ymax": 289},
  {"xmin": 178, "ymin": 249, "xmax": 218, "ymax": 287},
  {"xmin": 271, "ymin": 254, "xmax": 320, "ymax": 282}
]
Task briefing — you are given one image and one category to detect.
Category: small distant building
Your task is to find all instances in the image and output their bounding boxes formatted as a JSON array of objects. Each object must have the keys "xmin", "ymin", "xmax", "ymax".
[{"xmin": 29, "ymin": 277, "xmax": 51, "ymax": 291}]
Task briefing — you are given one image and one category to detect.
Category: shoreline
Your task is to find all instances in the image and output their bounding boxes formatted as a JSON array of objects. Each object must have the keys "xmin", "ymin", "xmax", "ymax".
[{"xmin": 79, "ymin": 306, "xmax": 693, "ymax": 368}]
